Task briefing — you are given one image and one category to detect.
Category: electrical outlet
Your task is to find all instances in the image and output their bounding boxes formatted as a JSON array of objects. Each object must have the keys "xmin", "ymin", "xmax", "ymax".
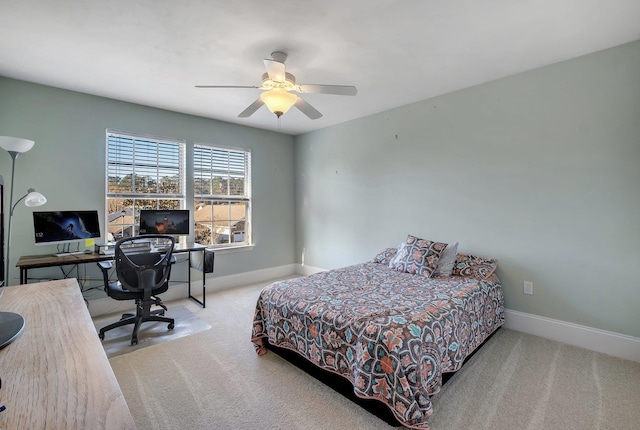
[{"xmin": 524, "ymin": 281, "xmax": 533, "ymax": 295}]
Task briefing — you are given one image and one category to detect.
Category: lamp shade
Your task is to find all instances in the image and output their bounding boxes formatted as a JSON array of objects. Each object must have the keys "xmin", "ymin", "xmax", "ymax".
[
  {"xmin": 24, "ymin": 189, "xmax": 47, "ymax": 207},
  {"xmin": 260, "ymin": 89, "xmax": 298, "ymax": 117},
  {"xmin": 0, "ymin": 136, "xmax": 35, "ymax": 153}
]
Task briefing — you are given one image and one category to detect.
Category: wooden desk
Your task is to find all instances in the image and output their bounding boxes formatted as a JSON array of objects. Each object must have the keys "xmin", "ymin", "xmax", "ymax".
[
  {"xmin": 0, "ymin": 279, "xmax": 136, "ymax": 429},
  {"xmin": 16, "ymin": 242, "xmax": 209, "ymax": 307},
  {"xmin": 17, "ymin": 252, "xmax": 113, "ymax": 283}
]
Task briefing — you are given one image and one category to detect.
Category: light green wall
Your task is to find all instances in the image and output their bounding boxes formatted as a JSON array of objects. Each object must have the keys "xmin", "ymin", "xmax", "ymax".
[
  {"xmin": 0, "ymin": 78, "xmax": 296, "ymax": 287},
  {"xmin": 2, "ymin": 40, "xmax": 638, "ymax": 337},
  {"xmin": 295, "ymin": 40, "xmax": 640, "ymax": 337}
]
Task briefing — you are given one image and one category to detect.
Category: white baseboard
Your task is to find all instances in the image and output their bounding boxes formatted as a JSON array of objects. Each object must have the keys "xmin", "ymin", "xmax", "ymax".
[
  {"xmin": 504, "ymin": 309, "xmax": 640, "ymax": 363},
  {"xmin": 206, "ymin": 263, "xmax": 298, "ymax": 291},
  {"xmin": 87, "ymin": 263, "xmax": 640, "ymax": 364},
  {"xmin": 87, "ymin": 264, "xmax": 299, "ymax": 318},
  {"xmin": 296, "ymin": 264, "xmax": 326, "ymax": 276},
  {"xmin": 295, "ymin": 265, "xmax": 640, "ymax": 363}
]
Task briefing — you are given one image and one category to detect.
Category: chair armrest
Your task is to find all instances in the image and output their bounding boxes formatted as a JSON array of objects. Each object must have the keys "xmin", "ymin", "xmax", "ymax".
[
  {"xmin": 97, "ymin": 260, "xmax": 113, "ymax": 288},
  {"xmin": 98, "ymin": 260, "xmax": 113, "ymax": 271}
]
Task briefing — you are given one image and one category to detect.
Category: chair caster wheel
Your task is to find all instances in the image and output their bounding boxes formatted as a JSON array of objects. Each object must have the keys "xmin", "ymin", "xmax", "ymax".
[
  {"xmin": 168, "ymin": 323, "xmax": 174, "ymax": 330},
  {"xmin": 99, "ymin": 333, "xmax": 105, "ymax": 340},
  {"xmin": 131, "ymin": 338, "xmax": 138, "ymax": 345}
]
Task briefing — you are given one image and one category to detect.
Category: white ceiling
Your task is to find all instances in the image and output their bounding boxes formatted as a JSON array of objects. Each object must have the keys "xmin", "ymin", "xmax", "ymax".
[{"xmin": 2, "ymin": 1, "xmax": 639, "ymax": 136}]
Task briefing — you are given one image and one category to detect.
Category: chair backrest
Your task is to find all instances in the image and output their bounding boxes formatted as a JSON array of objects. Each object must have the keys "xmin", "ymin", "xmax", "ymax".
[{"xmin": 114, "ymin": 235, "xmax": 175, "ymax": 293}]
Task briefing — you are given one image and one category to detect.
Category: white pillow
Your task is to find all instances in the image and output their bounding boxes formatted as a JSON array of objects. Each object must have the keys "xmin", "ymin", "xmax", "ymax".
[
  {"xmin": 388, "ymin": 242, "xmax": 405, "ymax": 268},
  {"xmin": 433, "ymin": 241, "xmax": 458, "ymax": 277}
]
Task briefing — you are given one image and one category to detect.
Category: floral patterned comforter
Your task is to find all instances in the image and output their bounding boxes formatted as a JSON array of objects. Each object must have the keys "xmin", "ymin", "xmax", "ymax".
[{"xmin": 251, "ymin": 261, "xmax": 505, "ymax": 429}]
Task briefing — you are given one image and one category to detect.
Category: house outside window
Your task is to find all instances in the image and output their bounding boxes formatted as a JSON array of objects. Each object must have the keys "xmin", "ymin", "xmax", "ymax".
[
  {"xmin": 194, "ymin": 144, "xmax": 251, "ymax": 247},
  {"xmin": 105, "ymin": 130, "xmax": 186, "ymax": 241}
]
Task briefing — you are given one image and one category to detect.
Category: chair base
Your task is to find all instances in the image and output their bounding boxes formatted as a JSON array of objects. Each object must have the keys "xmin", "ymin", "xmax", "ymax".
[{"xmin": 99, "ymin": 307, "xmax": 174, "ymax": 345}]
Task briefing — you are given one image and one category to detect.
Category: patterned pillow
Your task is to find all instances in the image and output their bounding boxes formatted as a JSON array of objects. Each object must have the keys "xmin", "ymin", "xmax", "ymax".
[
  {"xmin": 452, "ymin": 253, "xmax": 497, "ymax": 279},
  {"xmin": 372, "ymin": 247, "xmax": 398, "ymax": 265},
  {"xmin": 391, "ymin": 235, "xmax": 448, "ymax": 277},
  {"xmin": 432, "ymin": 241, "xmax": 459, "ymax": 277}
]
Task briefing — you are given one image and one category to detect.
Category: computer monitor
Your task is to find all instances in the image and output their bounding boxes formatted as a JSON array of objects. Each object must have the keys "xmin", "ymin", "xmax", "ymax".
[
  {"xmin": 32, "ymin": 210, "xmax": 102, "ymax": 246},
  {"xmin": 139, "ymin": 209, "xmax": 190, "ymax": 236}
]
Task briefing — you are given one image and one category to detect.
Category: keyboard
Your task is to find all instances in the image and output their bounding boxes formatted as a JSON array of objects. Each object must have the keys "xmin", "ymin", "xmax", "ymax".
[
  {"xmin": 53, "ymin": 251, "xmax": 89, "ymax": 257},
  {"xmin": 154, "ymin": 245, "xmax": 176, "ymax": 251}
]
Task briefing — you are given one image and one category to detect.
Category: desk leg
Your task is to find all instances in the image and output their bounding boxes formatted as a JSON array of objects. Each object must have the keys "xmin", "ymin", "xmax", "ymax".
[
  {"xmin": 20, "ymin": 268, "xmax": 27, "ymax": 285},
  {"xmin": 187, "ymin": 249, "xmax": 206, "ymax": 308}
]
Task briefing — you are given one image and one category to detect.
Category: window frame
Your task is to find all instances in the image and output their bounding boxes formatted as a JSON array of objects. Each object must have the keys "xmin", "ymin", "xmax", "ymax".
[
  {"xmin": 193, "ymin": 143, "xmax": 252, "ymax": 249},
  {"xmin": 105, "ymin": 129, "xmax": 186, "ymax": 241}
]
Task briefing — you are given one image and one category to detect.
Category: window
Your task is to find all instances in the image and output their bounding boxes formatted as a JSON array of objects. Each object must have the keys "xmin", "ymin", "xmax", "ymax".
[
  {"xmin": 106, "ymin": 130, "xmax": 186, "ymax": 241},
  {"xmin": 194, "ymin": 144, "xmax": 251, "ymax": 247}
]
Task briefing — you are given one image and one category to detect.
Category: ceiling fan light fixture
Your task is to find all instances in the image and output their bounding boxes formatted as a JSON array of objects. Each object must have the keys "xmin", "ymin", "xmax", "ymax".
[
  {"xmin": 197, "ymin": 51, "xmax": 356, "ymax": 121},
  {"xmin": 260, "ymin": 88, "xmax": 298, "ymax": 118}
]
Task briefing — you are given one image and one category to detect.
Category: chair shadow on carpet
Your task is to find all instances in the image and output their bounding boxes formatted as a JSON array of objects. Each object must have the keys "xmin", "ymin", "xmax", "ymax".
[{"xmin": 93, "ymin": 304, "xmax": 211, "ymax": 358}]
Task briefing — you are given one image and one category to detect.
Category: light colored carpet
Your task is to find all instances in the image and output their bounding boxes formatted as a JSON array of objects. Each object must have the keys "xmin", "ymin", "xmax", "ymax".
[
  {"xmin": 109, "ymin": 280, "xmax": 640, "ymax": 430},
  {"xmin": 428, "ymin": 329, "xmax": 640, "ymax": 430},
  {"xmin": 94, "ymin": 304, "xmax": 211, "ymax": 358}
]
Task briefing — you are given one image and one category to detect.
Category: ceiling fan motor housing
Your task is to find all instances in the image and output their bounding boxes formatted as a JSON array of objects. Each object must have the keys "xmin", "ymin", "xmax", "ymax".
[
  {"xmin": 270, "ymin": 51, "xmax": 288, "ymax": 63},
  {"xmin": 261, "ymin": 72, "xmax": 297, "ymax": 90}
]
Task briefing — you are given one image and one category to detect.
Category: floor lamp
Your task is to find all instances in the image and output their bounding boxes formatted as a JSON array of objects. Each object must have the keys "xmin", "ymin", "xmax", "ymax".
[{"xmin": 0, "ymin": 136, "xmax": 47, "ymax": 350}]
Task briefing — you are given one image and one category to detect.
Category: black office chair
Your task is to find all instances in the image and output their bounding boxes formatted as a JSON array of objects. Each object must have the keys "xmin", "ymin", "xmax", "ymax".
[{"xmin": 97, "ymin": 235, "xmax": 176, "ymax": 345}]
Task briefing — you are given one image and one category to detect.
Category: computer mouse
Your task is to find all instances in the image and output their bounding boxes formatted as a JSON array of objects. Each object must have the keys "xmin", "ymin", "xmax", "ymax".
[{"xmin": 84, "ymin": 249, "xmax": 93, "ymax": 254}]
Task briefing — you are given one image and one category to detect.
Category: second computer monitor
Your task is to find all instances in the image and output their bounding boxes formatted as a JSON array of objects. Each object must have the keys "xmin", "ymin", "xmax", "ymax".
[{"xmin": 138, "ymin": 209, "xmax": 190, "ymax": 236}]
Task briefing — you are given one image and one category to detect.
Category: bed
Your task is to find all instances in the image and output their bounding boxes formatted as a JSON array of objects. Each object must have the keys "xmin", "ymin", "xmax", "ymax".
[{"xmin": 251, "ymin": 236, "xmax": 505, "ymax": 429}]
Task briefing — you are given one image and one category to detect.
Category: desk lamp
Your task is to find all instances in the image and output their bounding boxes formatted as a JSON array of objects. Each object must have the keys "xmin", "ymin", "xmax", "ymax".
[{"xmin": 0, "ymin": 136, "xmax": 47, "ymax": 349}]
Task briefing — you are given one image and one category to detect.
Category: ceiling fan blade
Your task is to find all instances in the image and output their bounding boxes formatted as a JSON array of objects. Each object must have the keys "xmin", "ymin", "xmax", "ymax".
[
  {"xmin": 195, "ymin": 85, "xmax": 261, "ymax": 89},
  {"xmin": 294, "ymin": 97, "xmax": 323, "ymax": 120},
  {"xmin": 238, "ymin": 98, "xmax": 265, "ymax": 118},
  {"xmin": 298, "ymin": 84, "xmax": 357, "ymax": 96},
  {"xmin": 263, "ymin": 59, "xmax": 286, "ymax": 82}
]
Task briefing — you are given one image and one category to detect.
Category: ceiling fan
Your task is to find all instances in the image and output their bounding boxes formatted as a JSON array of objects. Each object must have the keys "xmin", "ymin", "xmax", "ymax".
[{"xmin": 196, "ymin": 51, "xmax": 357, "ymax": 120}]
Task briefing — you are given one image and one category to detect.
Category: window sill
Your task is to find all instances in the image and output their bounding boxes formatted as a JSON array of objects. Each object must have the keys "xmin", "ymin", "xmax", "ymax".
[{"xmin": 207, "ymin": 244, "xmax": 254, "ymax": 254}]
